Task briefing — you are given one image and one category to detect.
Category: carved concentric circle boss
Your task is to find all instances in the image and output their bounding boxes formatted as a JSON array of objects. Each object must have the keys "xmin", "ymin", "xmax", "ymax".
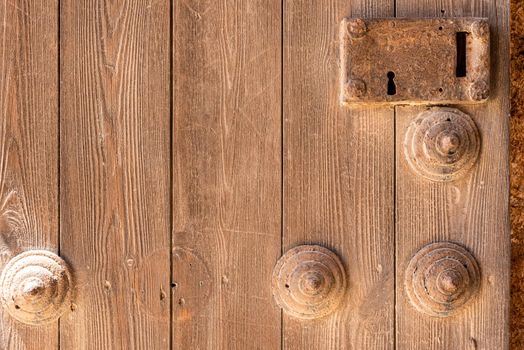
[
  {"xmin": 405, "ymin": 242, "xmax": 480, "ymax": 317},
  {"xmin": 403, "ymin": 108, "xmax": 480, "ymax": 182},
  {"xmin": 271, "ymin": 245, "xmax": 347, "ymax": 319},
  {"xmin": 0, "ymin": 250, "xmax": 73, "ymax": 325}
]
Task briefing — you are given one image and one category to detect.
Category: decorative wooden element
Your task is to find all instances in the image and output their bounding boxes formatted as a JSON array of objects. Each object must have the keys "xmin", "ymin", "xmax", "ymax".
[
  {"xmin": 340, "ymin": 18, "xmax": 490, "ymax": 105},
  {"xmin": 0, "ymin": 251, "xmax": 73, "ymax": 325},
  {"xmin": 404, "ymin": 242, "xmax": 480, "ymax": 317},
  {"xmin": 403, "ymin": 107, "xmax": 480, "ymax": 182},
  {"xmin": 271, "ymin": 245, "xmax": 347, "ymax": 319}
]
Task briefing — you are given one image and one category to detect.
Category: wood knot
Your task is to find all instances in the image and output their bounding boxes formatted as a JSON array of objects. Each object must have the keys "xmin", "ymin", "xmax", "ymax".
[
  {"xmin": 403, "ymin": 108, "xmax": 480, "ymax": 182},
  {"xmin": 0, "ymin": 250, "xmax": 73, "ymax": 325},
  {"xmin": 404, "ymin": 242, "xmax": 480, "ymax": 317},
  {"xmin": 271, "ymin": 245, "xmax": 347, "ymax": 319}
]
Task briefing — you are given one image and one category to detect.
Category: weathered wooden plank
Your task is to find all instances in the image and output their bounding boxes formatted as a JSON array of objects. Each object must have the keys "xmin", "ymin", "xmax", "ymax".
[
  {"xmin": 172, "ymin": 0, "xmax": 282, "ymax": 349},
  {"xmin": 395, "ymin": 1, "xmax": 510, "ymax": 349},
  {"xmin": 0, "ymin": 0, "xmax": 58, "ymax": 348},
  {"xmin": 283, "ymin": 1, "xmax": 395, "ymax": 349},
  {"xmin": 60, "ymin": 1, "xmax": 171, "ymax": 348}
]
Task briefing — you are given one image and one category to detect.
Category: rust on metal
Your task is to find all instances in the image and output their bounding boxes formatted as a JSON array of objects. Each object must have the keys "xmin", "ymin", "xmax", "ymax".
[
  {"xmin": 405, "ymin": 242, "xmax": 481, "ymax": 317},
  {"xmin": 340, "ymin": 18, "xmax": 490, "ymax": 105},
  {"xmin": 271, "ymin": 245, "xmax": 347, "ymax": 320},
  {"xmin": 403, "ymin": 107, "xmax": 481, "ymax": 182}
]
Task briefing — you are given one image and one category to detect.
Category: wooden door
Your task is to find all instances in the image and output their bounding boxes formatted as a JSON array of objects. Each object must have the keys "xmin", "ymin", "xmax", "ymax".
[{"xmin": 0, "ymin": 0, "xmax": 509, "ymax": 349}]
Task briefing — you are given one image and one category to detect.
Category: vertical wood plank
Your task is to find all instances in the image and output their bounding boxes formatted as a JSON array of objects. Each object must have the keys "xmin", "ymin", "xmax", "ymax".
[
  {"xmin": 172, "ymin": 0, "xmax": 282, "ymax": 349},
  {"xmin": 395, "ymin": 1, "xmax": 510, "ymax": 349},
  {"xmin": 60, "ymin": 1, "xmax": 171, "ymax": 348},
  {"xmin": 0, "ymin": 0, "xmax": 58, "ymax": 348},
  {"xmin": 283, "ymin": 1, "xmax": 395, "ymax": 349}
]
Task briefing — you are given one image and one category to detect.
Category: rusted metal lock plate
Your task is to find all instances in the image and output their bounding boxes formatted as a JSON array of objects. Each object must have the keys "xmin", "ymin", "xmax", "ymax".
[{"xmin": 340, "ymin": 18, "xmax": 490, "ymax": 106}]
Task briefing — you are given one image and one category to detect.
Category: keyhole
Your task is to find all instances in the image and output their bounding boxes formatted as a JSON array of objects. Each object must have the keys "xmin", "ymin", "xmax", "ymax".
[{"xmin": 387, "ymin": 71, "xmax": 396, "ymax": 95}]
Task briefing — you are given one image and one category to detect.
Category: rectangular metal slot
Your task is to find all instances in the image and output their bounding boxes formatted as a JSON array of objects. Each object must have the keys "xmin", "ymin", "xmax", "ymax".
[{"xmin": 456, "ymin": 32, "xmax": 468, "ymax": 77}]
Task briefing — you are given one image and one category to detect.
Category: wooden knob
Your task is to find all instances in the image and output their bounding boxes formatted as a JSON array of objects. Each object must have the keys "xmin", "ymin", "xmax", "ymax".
[
  {"xmin": 0, "ymin": 250, "xmax": 73, "ymax": 325},
  {"xmin": 403, "ymin": 108, "xmax": 480, "ymax": 182},
  {"xmin": 271, "ymin": 245, "xmax": 347, "ymax": 319},
  {"xmin": 404, "ymin": 242, "xmax": 480, "ymax": 317}
]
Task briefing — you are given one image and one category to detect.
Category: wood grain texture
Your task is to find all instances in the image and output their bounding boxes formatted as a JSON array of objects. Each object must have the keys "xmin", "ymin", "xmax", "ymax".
[
  {"xmin": 60, "ymin": 1, "xmax": 170, "ymax": 349},
  {"xmin": 395, "ymin": 1, "xmax": 511, "ymax": 349},
  {"xmin": 0, "ymin": 0, "xmax": 58, "ymax": 348},
  {"xmin": 283, "ymin": 1, "xmax": 394, "ymax": 349},
  {"xmin": 172, "ymin": 0, "xmax": 282, "ymax": 349}
]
